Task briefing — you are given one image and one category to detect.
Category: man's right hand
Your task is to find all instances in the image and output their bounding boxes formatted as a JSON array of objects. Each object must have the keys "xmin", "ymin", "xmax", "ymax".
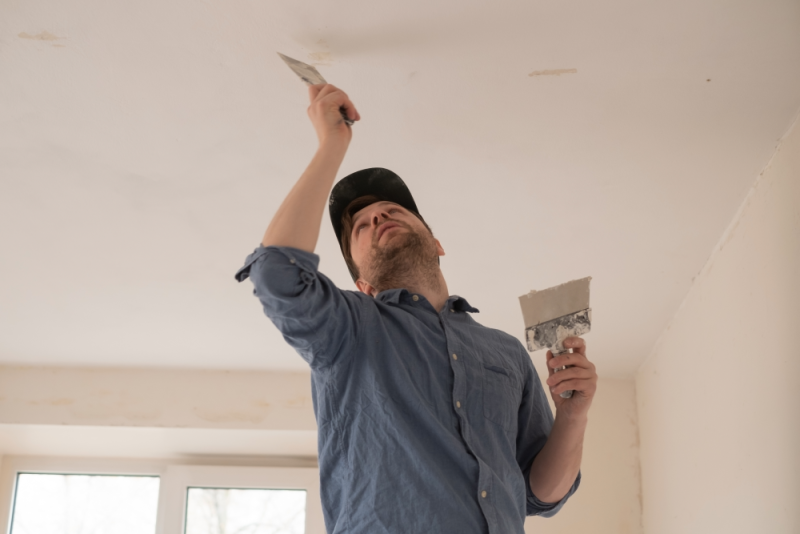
[{"xmin": 307, "ymin": 84, "xmax": 360, "ymax": 146}]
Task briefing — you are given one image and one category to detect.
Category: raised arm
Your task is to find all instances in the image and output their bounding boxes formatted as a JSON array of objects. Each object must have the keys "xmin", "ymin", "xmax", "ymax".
[{"xmin": 262, "ymin": 84, "xmax": 360, "ymax": 252}]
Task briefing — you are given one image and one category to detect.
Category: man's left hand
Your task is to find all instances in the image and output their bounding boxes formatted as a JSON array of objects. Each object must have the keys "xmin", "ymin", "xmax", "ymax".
[{"xmin": 545, "ymin": 337, "xmax": 597, "ymax": 420}]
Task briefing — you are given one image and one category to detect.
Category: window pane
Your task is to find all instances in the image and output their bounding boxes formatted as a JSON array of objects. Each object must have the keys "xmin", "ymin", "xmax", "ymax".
[
  {"xmin": 185, "ymin": 487, "xmax": 306, "ymax": 534},
  {"xmin": 10, "ymin": 473, "xmax": 159, "ymax": 534}
]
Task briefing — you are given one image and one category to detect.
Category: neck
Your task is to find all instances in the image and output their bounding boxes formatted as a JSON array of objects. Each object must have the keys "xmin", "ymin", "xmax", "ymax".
[
  {"xmin": 361, "ymin": 230, "xmax": 450, "ymax": 309},
  {"xmin": 400, "ymin": 269, "xmax": 450, "ymax": 312},
  {"xmin": 366, "ymin": 263, "xmax": 450, "ymax": 312}
]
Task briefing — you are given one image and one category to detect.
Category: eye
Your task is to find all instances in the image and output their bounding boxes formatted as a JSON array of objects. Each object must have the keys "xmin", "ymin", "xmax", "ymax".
[
  {"xmin": 356, "ymin": 224, "xmax": 367, "ymax": 233},
  {"xmin": 389, "ymin": 209, "xmax": 399, "ymax": 214}
]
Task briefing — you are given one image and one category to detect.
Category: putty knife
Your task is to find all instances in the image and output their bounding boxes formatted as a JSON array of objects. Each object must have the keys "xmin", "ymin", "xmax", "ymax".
[
  {"xmin": 277, "ymin": 52, "xmax": 354, "ymax": 126},
  {"xmin": 519, "ymin": 277, "xmax": 592, "ymax": 398}
]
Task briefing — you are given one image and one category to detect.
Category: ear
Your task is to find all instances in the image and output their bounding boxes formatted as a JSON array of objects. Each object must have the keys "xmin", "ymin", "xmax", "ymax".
[
  {"xmin": 355, "ymin": 279, "xmax": 379, "ymax": 297},
  {"xmin": 434, "ymin": 238, "xmax": 445, "ymax": 257}
]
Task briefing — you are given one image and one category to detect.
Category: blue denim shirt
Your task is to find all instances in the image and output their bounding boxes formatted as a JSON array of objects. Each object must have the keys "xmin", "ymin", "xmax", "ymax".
[{"xmin": 236, "ymin": 246, "xmax": 580, "ymax": 534}]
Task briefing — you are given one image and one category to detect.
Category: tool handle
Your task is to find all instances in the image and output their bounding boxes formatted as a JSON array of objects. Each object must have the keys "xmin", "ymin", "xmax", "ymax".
[
  {"xmin": 552, "ymin": 341, "xmax": 574, "ymax": 399},
  {"xmin": 339, "ymin": 107, "xmax": 354, "ymax": 126}
]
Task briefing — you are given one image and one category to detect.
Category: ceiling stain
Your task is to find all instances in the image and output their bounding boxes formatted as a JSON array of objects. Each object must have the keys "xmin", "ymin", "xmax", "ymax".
[
  {"xmin": 529, "ymin": 68, "xmax": 577, "ymax": 77},
  {"xmin": 18, "ymin": 31, "xmax": 60, "ymax": 41},
  {"xmin": 308, "ymin": 51, "xmax": 333, "ymax": 66},
  {"xmin": 308, "ymin": 38, "xmax": 332, "ymax": 66}
]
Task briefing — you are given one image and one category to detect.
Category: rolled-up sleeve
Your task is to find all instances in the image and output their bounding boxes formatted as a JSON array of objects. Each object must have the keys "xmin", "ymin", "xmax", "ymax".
[
  {"xmin": 515, "ymin": 351, "xmax": 581, "ymax": 517},
  {"xmin": 235, "ymin": 245, "xmax": 361, "ymax": 370}
]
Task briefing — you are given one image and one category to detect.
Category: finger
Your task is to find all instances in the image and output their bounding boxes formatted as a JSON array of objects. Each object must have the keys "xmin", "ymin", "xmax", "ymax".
[
  {"xmin": 549, "ymin": 351, "xmax": 593, "ymax": 370},
  {"xmin": 310, "ymin": 84, "xmax": 342, "ymax": 104},
  {"xmin": 339, "ymin": 96, "xmax": 359, "ymax": 121},
  {"xmin": 545, "ymin": 350, "xmax": 555, "ymax": 377},
  {"xmin": 563, "ymin": 337, "xmax": 586, "ymax": 356},
  {"xmin": 321, "ymin": 84, "xmax": 346, "ymax": 100},
  {"xmin": 316, "ymin": 88, "xmax": 355, "ymax": 118},
  {"xmin": 308, "ymin": 84, "xmax": 327, "ymax": 101},
  {"xmin": 552, "ymin": 378, "xmax": 596, "ymax": 397},
  {"xmin": 546, "ymin": 367, "xmax": 593, "ymax": 387}
]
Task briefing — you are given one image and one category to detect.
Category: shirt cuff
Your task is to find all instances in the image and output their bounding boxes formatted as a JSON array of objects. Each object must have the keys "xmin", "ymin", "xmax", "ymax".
[
  {"xmin": 234, "ymin": 245, "xmax": 320, "ymax": 283},
  {"xmin": 525, "ymin": 467, "xmax": 581, "ymax": 518}
]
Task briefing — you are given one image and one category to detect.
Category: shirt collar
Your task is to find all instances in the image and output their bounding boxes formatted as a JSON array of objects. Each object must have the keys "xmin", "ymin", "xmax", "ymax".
[
  {"xmin": 450, "ymin": 296, "xmax": 480, "ymax": 313},
  {"xmin": 375, "ymin": 290, "xmax": 479, "ymax": 313},
  {"xmin": 376, "ymin": 288, "xmax": 408, "ymax": 305}
]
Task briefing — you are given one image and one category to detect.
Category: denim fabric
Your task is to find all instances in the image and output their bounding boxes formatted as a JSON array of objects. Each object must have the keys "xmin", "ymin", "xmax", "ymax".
[{"xmin": 236, "ymin": 246, "xmax": 580, "ymax": 534}]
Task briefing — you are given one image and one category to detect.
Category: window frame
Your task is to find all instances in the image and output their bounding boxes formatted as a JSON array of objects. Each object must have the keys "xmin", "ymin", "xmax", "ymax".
[{"xmin": 0, "ymin": 456, "xmax": 323, "ymax": 534}]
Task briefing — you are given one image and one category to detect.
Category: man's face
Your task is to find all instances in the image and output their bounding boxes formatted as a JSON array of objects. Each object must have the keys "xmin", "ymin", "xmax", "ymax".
[{"xmin": 349, "ymin": 201, "xmax": 443, "ymax": 292}]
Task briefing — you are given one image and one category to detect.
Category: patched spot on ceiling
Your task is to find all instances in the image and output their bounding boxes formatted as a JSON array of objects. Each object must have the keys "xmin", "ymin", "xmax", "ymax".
[
  {"xmin": 18, "ymin": 31, "xmax": 60, "ymax": 41},
  {"xmin": 529, "ymin": 68, "xmax": 577, "ymax": 77},
  {"xmin": 308, "ymin": 51, "xmax": 333, "ymax": 66}
]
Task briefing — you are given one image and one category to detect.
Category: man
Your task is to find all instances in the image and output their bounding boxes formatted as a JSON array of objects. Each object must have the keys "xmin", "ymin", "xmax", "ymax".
[{"xmin": 235, "ymin": 84, "xmax": 597, "ymax": 534}]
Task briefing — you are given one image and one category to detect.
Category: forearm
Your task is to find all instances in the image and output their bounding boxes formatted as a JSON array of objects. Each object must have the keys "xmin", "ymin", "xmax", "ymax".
[
  {"xmin": 528, "ymin": 413, "xmax": 587, "ymax": 503},
  {"xmin": 262, "ymin": 139, "xmax": 349, "ymax": 252}
]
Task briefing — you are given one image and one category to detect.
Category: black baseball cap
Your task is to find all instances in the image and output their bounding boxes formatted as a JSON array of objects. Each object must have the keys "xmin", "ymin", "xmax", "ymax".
[{"xmin": 328, "ymin": 167, "xmax": 425, "ymax": 280}]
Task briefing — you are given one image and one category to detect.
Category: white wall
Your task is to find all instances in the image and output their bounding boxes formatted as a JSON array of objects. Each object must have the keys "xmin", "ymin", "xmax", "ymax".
[
  {"xmin": 0, "ymin": 367, "xmax": 318, "ymax": 459},
  {"xmin": 0, "ymin": 366, "xmax": 315, "ymax": 430},
  {"xmin": 636, "ymin": 118, "xmax": 800, "ymax": 533},
  {"xmin": 0, "ymin": 365, "xmax": 642, "ymax": 532},
  {"xmin": 525, "ymin": 376, "xmax": 642, "ymax": 534}
]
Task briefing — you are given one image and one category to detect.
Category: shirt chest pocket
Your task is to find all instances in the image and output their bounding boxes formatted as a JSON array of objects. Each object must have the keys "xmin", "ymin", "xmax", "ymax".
[{"xmin": 481, "ymin": 364, "xmax": 519, "ymax": 432}]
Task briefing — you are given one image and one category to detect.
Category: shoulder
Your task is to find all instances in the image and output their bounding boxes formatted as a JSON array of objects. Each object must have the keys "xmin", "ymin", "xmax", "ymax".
[
  {"xmin": 338, "ymin": 288, "xmax": 399, "ymax": 319},
  {"xmin": 467, "ymin": 316, "xmax": 526, "ymax": 350},
  {"xmin": 466, "ymin": 317, "xmax": 530, "ymax": 368}
]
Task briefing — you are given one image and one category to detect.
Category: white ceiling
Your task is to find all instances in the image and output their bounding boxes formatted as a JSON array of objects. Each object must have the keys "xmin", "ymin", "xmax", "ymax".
[{"xmin": 1, "ymin": 0, "xmax": 799, "ymax": 377}]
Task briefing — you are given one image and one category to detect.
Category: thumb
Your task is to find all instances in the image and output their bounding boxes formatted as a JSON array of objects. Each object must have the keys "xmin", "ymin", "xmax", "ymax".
[{"xmin": 308, "ymin": 84, "xmax": 325, "ymax": 102}]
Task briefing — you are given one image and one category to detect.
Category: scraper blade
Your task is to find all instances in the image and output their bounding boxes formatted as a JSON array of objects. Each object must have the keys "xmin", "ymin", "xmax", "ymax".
[
  {"xmin": 519, "ymin": 277, "xmax": 592, "ymax": 399},
  {"xmin": 277, "ymin": 52, "xmax": 354, "ymax": 126}
]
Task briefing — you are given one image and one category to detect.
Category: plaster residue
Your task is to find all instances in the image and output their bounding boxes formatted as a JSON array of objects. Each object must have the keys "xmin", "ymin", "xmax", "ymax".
[
  {"xmin": 18, "ymin": 31, "xmax": 60, "ymax": 41},
  {"xmin": 308, "ymin": 51, "xmax": 333, "ymax": 66},
  {"xmin": 529, "ymin": 68, "xmax": 577, "ymax": 76}
]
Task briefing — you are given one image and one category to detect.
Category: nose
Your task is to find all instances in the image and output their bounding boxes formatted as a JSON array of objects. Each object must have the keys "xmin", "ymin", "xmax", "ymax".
[{"xmin": 370, "ymin": 207, "xmax": 391, "ymax": 227}]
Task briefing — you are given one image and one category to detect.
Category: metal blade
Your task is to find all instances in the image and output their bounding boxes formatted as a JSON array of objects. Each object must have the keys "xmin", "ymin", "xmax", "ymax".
[
  {"xmin": 519, "ymin": 277, "xmax": 591, "ymax": 328},
  {"xmin": 277, "ymin": 53, "xmax": 327, "ymax": 86}
]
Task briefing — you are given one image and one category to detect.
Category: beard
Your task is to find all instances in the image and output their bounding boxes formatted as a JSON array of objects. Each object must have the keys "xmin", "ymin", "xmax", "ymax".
[{"xmin": 361, "ymin": 222, "xmax": 441, "ymax": 294}]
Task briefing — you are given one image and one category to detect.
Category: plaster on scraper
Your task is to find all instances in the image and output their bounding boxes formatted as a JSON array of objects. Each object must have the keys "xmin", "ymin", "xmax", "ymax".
[
  {"xmin": 277, "ymin": 52, "xmax": 354, "ymax": 126},
  {"xmin": 519, "ymin": 277, "xmax": 592, "ymax": 399}
]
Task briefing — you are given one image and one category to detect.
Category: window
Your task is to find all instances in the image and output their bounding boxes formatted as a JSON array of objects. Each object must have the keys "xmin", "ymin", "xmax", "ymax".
[
  {"xmin": 162, "ymin": 465, "xmax": 322, "ymax": 533},
  {"xmin": 185, "ymin": 487, "xmax": 306, "ymax": 534},
  {"xmin": 0, "ymin": 458, "xmax": 323, "ymax": 534},
  {"xmin": 10, "ymin": 473, "xmax": 159, "ymax": 534}
]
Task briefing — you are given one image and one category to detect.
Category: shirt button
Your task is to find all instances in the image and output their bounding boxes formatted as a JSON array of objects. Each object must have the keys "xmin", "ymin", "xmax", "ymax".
[
  {"xmin": 289, "ymin": 258, "xmax": 296, "ymax": 264},
  {"xmin": 456, "ymin": 401, "xmax": 461, "ymax": 408},
  {"xmin": 450, "ymin": 308, "xmax": 454, "ymax": 312},
  {"xmin": 412, "ymin": 295, "xmax": 419, "ymax": 301},
  {"xmin": 452, "ymin": 353, "xmax": 458, "ymax": 360},
  {"xmin": 481, "ymin": 491, "xmax": 487, "ymax": 498}
]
